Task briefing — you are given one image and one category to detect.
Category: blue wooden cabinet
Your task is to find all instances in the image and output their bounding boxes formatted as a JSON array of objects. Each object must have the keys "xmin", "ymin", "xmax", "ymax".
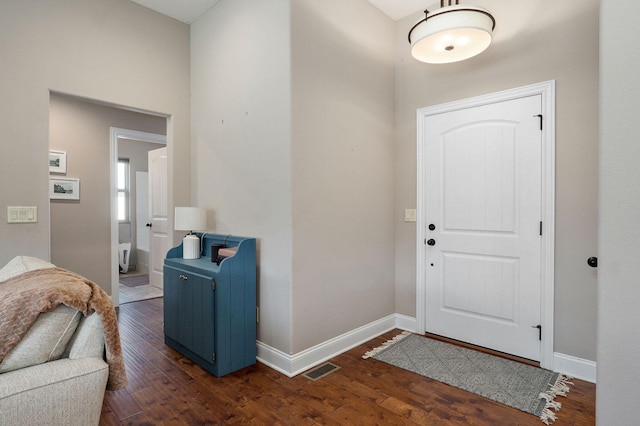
[{"xmin": 164, "ymin": 234, "xmax": 257, "ymax": 377}]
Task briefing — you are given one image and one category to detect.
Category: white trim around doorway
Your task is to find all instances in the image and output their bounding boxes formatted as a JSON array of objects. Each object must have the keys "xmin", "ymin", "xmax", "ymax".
[
  {"xmin": 415, "ymin": 80, "xmax": 556, "ymax": 370},
  {"xmin": 109, "ymin": 127, "xmax": 166, "ymax": 307}
]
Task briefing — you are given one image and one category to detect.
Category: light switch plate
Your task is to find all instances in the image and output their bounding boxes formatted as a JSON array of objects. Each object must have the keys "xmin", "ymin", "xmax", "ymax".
[
  {"xmin": 7, "ymin": 206, "xmax": 37, "ymax": 223},
  {"xmin": 404, "ymin": 208, "xmax": 417, "ymax": 222}
]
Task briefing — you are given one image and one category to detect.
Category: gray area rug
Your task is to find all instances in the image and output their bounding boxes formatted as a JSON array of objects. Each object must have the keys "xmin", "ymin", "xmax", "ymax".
[{"xmin": 364, "ymin": 332, "xmax": 572, "ymax": 424}]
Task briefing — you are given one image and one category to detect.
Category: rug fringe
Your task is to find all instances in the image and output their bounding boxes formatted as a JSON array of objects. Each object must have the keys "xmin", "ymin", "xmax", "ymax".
[
  {"xmin": 538, "ymin": 374, "xmax": 574, "ymax": 425},
  {"xmin": 362, "ymin": 331, "xmax": 412, "ymax": 359}
]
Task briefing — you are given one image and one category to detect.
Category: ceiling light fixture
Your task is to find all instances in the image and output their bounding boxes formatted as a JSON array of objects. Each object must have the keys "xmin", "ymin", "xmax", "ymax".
[{"xmin": 408, "ymin": 0, "xmax": 495, "ymax": 64}]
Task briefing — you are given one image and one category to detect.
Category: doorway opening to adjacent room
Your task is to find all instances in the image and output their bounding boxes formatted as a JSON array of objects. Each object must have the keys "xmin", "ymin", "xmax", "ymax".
[
  {"xmin": 111, "ymin": 128, "xmax": 167, "ymax": 305},
  {"xmin": 49, "ymin": 92, "xmax": 172, "ymax": 307}
]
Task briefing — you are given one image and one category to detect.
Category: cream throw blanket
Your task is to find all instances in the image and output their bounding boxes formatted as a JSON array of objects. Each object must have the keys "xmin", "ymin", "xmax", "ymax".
[{"xmin": 0, "ymin": 267, "xmax": 127, "ymax": 390}]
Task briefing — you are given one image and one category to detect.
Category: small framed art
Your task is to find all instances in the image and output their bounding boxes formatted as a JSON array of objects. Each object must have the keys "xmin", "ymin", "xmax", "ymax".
[
  {"xmin": 50, "ymin": 177, "xmax": 80, "ymax": 200},
  {"xmin": 49, "ymin": 150, "xmax": 67, "ymax": 174}
]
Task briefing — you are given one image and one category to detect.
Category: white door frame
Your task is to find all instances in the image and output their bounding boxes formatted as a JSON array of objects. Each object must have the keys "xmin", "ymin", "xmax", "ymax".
[
  {"xmin": 416, "ymin": 80, "xmax": 556, "ymax": 369},
  {"xmin": 110, "ymin": 127, "xmax": 166, "ymax": 306}
]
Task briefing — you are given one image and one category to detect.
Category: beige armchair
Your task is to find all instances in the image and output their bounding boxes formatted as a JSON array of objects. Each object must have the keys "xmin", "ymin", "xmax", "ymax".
[{"xmin": 0, "ymin": 257, "xmax": 110, "ymax": 426}]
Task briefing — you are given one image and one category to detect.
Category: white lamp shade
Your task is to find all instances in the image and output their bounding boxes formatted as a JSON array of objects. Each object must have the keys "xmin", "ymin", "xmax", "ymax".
[
  {"xmin": 174, "ymin": 207, "xmax": 207, "ymax": 232},
  {"xmin": 409, "ymin": 5, "xmax": 495, "ymax": 64}
]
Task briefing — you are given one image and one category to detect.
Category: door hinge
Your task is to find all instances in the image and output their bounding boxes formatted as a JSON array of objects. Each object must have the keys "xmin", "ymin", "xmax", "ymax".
[
  {"xmin": 212, "ymin": 352, "xmax": 216, "ymax": 362},
  {"xmin": 211, "ymin": 280, "xmax": 216, "ymax": 291},
  {"xmin": 533, "ymin": 324, "xmax": 542, "ymax": 340},
  {"xmin": 534, "ymin": 114, "xmax": 543, "ymax": 130},
  {"xmin": 539, "ymin": 221, "xmax": 543, "ymax": 236},
  {"xmin": 256, "ymin": 306, "xmax": 260, "ymax": 323}
]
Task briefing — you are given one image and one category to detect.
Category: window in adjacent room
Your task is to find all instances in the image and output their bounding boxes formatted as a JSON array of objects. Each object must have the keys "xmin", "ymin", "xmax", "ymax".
[{"xmin": 117, "ymin": 159, "xmax": 130, "ymax": 222}]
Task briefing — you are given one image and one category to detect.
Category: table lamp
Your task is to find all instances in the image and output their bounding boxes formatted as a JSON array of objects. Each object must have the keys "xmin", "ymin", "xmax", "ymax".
[{"xmin": 174, "ymin": 207, "xmax": 207, "ymax": 259}]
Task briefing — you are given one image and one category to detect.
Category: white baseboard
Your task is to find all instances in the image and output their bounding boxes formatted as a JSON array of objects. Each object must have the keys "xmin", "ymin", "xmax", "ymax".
[
  {"xmin": 257, "ymin": 314, "xmax": 400, "ymax": 377},
  {"xmin": 257, "ymin": 314, "xmax": 597, "ymax": 384},
  {"xmin": 553, "ymin": 352, "xmax": 596, "ymax": 383},
  {"xmin": 395, "ymin": 313, "xmax": 417, "ymax": 332}
]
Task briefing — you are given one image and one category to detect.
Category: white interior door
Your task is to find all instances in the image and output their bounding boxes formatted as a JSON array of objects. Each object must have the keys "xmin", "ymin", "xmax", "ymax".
[
  {"xmin": 135, "ymin": 171, "xmax": 149, "ymax": 252},
  {"xmin": 148, "ymin": 147, "xmax": 168, "ymax": 289},
  {"xmin": 423, "ymin": 94, "xmax": 543, "ymax": 361},
  {"xmin": 135, "ymin": 171, "xmax": 150, "ymax": 275}
]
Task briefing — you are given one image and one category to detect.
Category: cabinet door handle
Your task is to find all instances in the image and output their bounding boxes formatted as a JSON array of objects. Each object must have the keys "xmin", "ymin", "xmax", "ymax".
[{"xmin": 179, "ymin": 274, "xmax": 188, "ymax": 281}]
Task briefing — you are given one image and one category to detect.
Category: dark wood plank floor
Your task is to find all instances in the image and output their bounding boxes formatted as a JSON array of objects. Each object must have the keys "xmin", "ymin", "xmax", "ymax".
[{"xmin": 101, "ymin": 298, "xmax": 595, "ymax": 425}]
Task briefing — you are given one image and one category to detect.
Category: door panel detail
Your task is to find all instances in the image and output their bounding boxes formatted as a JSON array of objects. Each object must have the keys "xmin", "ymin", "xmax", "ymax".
[
  {"xmin": 443, "ymin": 123, "xmax": 517, "ymax": 233},
  {"xmin": 442, "ymin": 252, "xmax": 518, "ymax": 322}
]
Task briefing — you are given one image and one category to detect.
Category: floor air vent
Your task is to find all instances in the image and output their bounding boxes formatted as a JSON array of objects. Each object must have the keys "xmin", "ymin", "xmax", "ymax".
[{"xmin": 303, "ymin": 362, "xmax": 340, "ymax": 381}]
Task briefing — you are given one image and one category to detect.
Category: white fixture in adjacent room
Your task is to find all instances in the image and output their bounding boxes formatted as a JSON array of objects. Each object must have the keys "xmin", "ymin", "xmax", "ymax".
[
  {"xmin": 408, "ymin": 0, "xmax": 495, "ymax": 64},
  {"xmin": 174, "ymin": 207, "xmax": 207, "ymax": 259}
]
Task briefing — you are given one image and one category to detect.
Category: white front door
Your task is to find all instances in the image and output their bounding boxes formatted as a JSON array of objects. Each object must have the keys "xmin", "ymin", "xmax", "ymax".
[
  {"xmin": 422, "ymin": 94, "xmax": 543, "ymax": 361},
  {"xmin": 148, "ymin": 147, "xmax": 169, "ymax": 289}
]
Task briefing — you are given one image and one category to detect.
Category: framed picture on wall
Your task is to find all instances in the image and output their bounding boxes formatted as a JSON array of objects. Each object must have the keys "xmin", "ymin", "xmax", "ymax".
[
  {"xmin": 49, "ymin": 150, "xmax": 67, "ymax": 173},
  {"xmin": 49, "ymin": 177, "xmax": 80, "ymax": 200}
]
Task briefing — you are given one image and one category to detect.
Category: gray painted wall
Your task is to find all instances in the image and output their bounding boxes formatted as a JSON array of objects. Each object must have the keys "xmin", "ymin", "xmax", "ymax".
[
  {"xmin": 0, "ymin": 0, "xmax": 190, "ymax": 277},
  {"xmin": 2, "ymin": 0, "xmax": 618, "ymax": 396},
  {"xmin": 191, "ymin": 0, "xmax": 600, "ymax": 362},
  {"xmin": 291, "ymin": 0, "xmax": 395, "ymax": 353},
  {"xmin": 598, "ymin": 0, "xmax": 640, "ymax": 422},
  {"xmin": 393, "ymin": 0, "xmax": 600, "ymax": 362},
  {"xmin": 191, "ymin": 0, "xmax": 294, "ymax": 352},
  {"xmin": 49, "ymin": 94, "xmax": 165, "ymax": 293},
  {"xmin": 191, "ymin": 0, "xmax": 395, "ymax": 354}
]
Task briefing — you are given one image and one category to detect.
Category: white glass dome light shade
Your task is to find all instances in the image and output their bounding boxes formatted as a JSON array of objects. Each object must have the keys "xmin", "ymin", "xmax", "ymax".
[{"xmin": 408, "ymin": 5, "xmax": 495, "ymax": 64}]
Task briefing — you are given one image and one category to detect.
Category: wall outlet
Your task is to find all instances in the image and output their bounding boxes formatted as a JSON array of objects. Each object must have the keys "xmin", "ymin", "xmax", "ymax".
[{"xmin": 404, "ymin": 208, "xmax": 417, "ymax": 222}]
